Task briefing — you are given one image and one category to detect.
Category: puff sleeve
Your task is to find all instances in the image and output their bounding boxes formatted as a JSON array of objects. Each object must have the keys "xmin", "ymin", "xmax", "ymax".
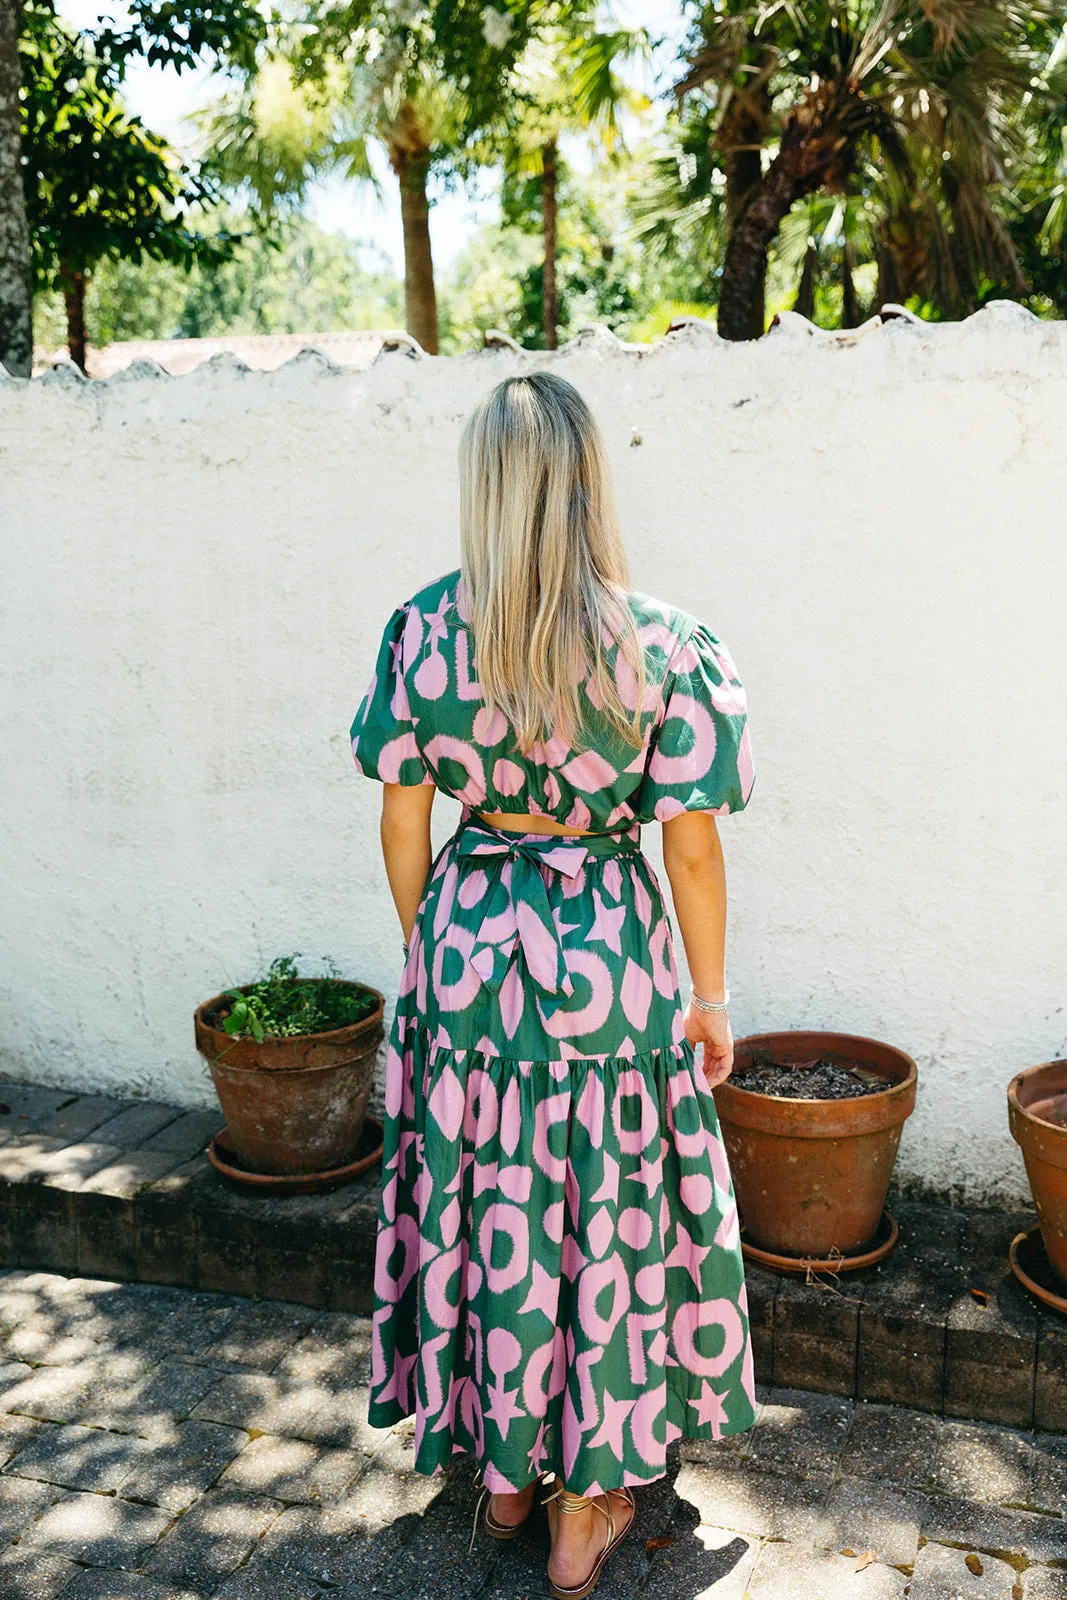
[
  {"xmin": 350, "ymin": 604, "xmax": 434, "ymax": 786},
  {"xmin": 637, "ymin": 623, "xmax": 754, "ymax": 821}
]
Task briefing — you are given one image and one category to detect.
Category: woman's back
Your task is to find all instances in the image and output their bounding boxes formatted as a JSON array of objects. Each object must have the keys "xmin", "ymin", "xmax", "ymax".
[{"xmin": 351, "ymin": 567, "xmax": 754, "ymax": 835}]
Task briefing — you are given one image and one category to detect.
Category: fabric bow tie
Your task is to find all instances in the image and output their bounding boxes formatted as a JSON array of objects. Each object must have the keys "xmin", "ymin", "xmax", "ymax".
[{"xmin": 453, "ymin": 823, "xmax": 591, "ymax": 1012}]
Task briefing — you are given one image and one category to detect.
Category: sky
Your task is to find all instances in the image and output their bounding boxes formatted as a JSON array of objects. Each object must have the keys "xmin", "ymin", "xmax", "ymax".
[{"xmin": 57, "ymin": 0, "xmax": 690, "ymax": 274}]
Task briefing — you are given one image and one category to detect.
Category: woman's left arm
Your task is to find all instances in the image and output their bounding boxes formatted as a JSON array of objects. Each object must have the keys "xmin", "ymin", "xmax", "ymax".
[{"xmin": 380, "ymin": 782, "xmax": 436, "ymax": 944}]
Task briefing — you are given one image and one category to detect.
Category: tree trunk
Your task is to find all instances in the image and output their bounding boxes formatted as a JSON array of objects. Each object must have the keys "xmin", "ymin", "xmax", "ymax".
[
  {"xmin": 722, "ymin": 89, "xmax": 770, "ymax": 340},
  {"xmin": 718, "ymin": 79, "xmax": 866, "ymax": 341},
  {"xmin": 542, "ymin": 137, "xmax": 558, "ymax": 351},
  {"xmin": 717, "ymin": 155, "xmax": 804, "ymax": 341},
  {"xmin": 0, "ymin": 0, "xmax": 33, "ymax": 379},
  {"xmin": 841, "ymin": 239, "xmax": 859, "ymax": 328},
  {"xmin": 61, "ymin": 262, "xmax": 87, "ymax": 373},
  {"xmin": 792, "ymin": 244, "xmax": 817, "ymax": 320},
  {"xmin": 389, "ymin": 118, "xmax": 438, "ymax": 355}
]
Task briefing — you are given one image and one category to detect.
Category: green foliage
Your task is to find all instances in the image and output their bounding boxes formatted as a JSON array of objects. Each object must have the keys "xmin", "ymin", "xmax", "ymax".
[
  {"xmin": 670, "ymin": 0, "xmax": 1067, "ymax": 326},
  {"xmin": 625, "ymin": 300, "xmax": 716, "ymax": 341},
  {"xmin": 215, "ymin": 956, "xmax": 378, "ymax": 1041},
  {"xmin": 439, "ymin": 223, "xmax": 540, "ymax": 347},
  {"xmin": 199, "ymin": 57, "xmax": 379, "ymax": 222},
  {"xmin": 628, "ymin": 105, "xmax": 726, "ymax": 273},
  {"xmin": 87, "ymin": 0, "xmax": 266, "ymax": 78},
  {"xmin": 170, "ymin": 219, "xmax": 402, "ymax": 338},
  {"xmin": 20, "ymin": 4, "xmax": 233, "ymax": 289},
  {"xmin": 295, "ymin": 0, "xmax": 550, "ymax": 156},
  {"xmin": 441, "ymin": 166, "xmax": 655, "ymax": 350},
  {"xmin": 33, "ymin": 216, "xmax": 403, "ymax": 346}
]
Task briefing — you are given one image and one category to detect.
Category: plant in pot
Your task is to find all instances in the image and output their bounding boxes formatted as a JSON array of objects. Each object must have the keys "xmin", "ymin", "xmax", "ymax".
[
  {"xmin": 1007, "ymin": 1060, "xmax": 1067, "ymax": 1311},
  {"xmin": 194, "ymin": 955, "xmax": 385, "ymax": 1188},
  {"xmin": 712, "ymin": 1030, "xmax": 918, "ymax": 1271}
]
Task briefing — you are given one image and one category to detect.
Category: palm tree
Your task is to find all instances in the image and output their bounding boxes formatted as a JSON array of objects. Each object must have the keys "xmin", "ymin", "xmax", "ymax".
[
  {"xmin": 676, "ymin": 0, "xmax": 1054, "ymax": 340},
  {"xmin": 380, "ymin": 90, "xmax": 449, "ymax": 351},
  {"xmin": 204, "ymin": 56, "xmax": 454, "ymax": 350},
  {"xmin": 1032, "ymin": 22, "xmax": 1067, "ymax": 249},
  {"xmin": 204, "ymin": 0, "xmax": 544, "ymax": 355},
  {"xmin": 501, "ymin": 21, "xmax": 649, "ymax": 347}
]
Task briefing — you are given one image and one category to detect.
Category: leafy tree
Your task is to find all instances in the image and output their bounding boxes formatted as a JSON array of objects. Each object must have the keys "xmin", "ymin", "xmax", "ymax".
[
  {"xmin": 440, "ymin": 160, "xmax": 661, "ymax": 348},
  {"xmin": 21, "ymin": 4, "xmax": 234, "ymax": 371},
  {"xmin": 0, "ymin": 0, "xmax": 264, "ymax": 377},
  {"xmin": 174, "ymin": 219, "xmax": 403, "ymax": 337},
  {"xmin": 996, "ymin": 17, "xmax": 1067, "ymax": 312},
  {"xmin": 202, "ymin": 55, "xmax": 445, "ymax": 345},
  {"xmin": 774, "ymin": 189, "xmax": 880, "ymax": 323},
  {"xmin": 675, "ymin": 0, "xmax": 1059, "ymax": 340}
]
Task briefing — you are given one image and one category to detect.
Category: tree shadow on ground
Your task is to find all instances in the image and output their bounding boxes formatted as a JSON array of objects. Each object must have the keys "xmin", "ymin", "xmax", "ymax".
[
  {"xmin": 366, "ymin": 1448, "xmax": 755, "ymax": 1600},
  {"xmin": 0, "ymin": 1273, "xmax": 756, "ymax": 1598}
]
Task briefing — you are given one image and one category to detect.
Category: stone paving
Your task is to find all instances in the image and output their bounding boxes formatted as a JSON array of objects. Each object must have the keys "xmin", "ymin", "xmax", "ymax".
[{"xmin": 0, "ymin": 1271, "xmax": 1064, "ymax": 1599}]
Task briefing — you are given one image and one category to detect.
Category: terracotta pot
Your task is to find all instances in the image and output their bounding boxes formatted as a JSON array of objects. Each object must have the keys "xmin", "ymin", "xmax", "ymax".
[
  {"xmin": 713, "ymin": 1030, "xmax": 918, "ymax": 1259},
  {"xmin": 194, "ymin": 982, "xmax": 384, "ymax": 1176},
  {"xmin": 1008, "ymin": 1060, "xmax": 1067, "ymax": 1284}
]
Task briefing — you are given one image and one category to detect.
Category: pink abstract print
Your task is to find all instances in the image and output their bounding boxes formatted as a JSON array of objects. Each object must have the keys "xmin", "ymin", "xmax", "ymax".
[{"xmin": 350, "ymin": 570, "xmax": 757, "ymax": 1494}]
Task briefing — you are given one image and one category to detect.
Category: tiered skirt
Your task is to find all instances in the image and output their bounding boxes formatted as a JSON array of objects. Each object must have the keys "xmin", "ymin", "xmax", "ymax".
[{"xmin": 367, "ymin": 814, "xmax": 756, "ymax": 1495}]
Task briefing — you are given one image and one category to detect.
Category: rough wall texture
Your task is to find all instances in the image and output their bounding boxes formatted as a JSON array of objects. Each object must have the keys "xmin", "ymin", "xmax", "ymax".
[{"xmin": 2, "ymin": 304, "xmax": 1065, "ymax": 1207}]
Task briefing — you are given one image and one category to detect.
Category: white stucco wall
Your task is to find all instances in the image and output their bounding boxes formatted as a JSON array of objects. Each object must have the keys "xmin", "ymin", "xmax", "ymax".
[{"xmin": 2, "ymin": 303, "xmax": 1065, "ymax": 1207}]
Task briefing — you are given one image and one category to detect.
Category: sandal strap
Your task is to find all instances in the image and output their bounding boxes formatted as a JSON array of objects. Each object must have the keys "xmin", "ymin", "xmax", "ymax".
[
  {"xmin": 469, "ymin": 1483, "xmax": 490, "ymax": 1555},
  {"xmin": 544, "ymin": 1483, "xmax": 635, "ymax": 1597},
  {"xmin": 541, "ymin": 1480, "xmax": 616, "ymax": 1544},
  {"xmin": 470, "ymin": 1471, "xmax": 544, "ymax": 1553}
]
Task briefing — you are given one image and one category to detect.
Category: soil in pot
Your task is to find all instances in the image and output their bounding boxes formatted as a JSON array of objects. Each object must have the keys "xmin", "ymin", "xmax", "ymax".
[
  {"xmin": 732, "ymin": 1055, "xmax": 892, "ymax": 1100},
  {"xmin": 714, "ymin": 1031, "xmax": 917, "ymax": 1261}
]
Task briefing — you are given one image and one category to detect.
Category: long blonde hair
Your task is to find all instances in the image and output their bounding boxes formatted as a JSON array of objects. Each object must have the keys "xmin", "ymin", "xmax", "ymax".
[{"xmin": 458, "ymin": 373, "xmax": 647, "ymax": 756}]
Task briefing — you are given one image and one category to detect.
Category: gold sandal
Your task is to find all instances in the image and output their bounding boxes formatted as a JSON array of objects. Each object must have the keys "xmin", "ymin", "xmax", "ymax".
[
  {"xmin": 541, "ymin": 1474, "xmax": 636, "ymax": 1600},
  {"xmin": 468, "ymin": 1472, "xmax": 539, "ymax": 1552}
]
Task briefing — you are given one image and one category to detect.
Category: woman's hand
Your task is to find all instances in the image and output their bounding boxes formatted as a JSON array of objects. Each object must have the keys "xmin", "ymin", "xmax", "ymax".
[
  {"xmin": 682, "ymin": 1000, "xmax": 734, "ymax": 1089},
  {"xmin": 662, "ymin": 814, "xmax": 734, "ymax": 1090}
]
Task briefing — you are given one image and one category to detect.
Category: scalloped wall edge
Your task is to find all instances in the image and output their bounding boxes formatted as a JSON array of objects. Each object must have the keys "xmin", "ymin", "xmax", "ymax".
[{"xmin": 4, "ymin": 300, "xmax": 1064, "ymax": 392}]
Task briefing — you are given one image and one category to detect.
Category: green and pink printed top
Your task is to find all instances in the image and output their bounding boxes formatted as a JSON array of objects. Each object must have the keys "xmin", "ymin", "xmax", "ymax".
[{"xmin": 350, "ymin": 569, "xmax": 754, "ymax": 830}]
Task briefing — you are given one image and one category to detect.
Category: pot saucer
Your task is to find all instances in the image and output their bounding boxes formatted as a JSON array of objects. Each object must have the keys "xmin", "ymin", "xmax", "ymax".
[
  {"xmin": 1009, "ymin": 1224, "xmax": 1067, "ymax": 1317},
  {"xmin": 740, "ymin": 1209, "xmax": 899, "ymax": 1275},
  {"xmin": 208, "ymin": 1115, "xmax": 384, "ymax": 1194}
]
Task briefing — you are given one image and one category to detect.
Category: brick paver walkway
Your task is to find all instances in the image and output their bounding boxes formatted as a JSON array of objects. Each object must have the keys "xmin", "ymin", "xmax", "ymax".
[{"xmin": 0, "ymin": 1271, "xmax": 1063, "ymax": 1599}]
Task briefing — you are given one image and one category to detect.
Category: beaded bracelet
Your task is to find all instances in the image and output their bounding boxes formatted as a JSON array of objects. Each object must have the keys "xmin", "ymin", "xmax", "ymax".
[{"xmin": 690, "ymin": 986, "xmax": 730, "ymax": 1014}]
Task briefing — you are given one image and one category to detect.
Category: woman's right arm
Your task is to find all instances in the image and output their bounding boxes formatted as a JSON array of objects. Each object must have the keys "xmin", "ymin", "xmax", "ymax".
[
  {"xmin": 661, "ymin": 810, "xmax": 734, "ymax": 1087},
  {"xmin": 380, "ymin": 782, "xmax": 436, "ymax": 945}
]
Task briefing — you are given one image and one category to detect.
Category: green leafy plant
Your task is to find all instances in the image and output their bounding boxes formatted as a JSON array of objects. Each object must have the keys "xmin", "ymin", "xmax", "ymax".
[{"xmin": 213, "ymin": 955, "xmax": 378, "ymax": 1040}]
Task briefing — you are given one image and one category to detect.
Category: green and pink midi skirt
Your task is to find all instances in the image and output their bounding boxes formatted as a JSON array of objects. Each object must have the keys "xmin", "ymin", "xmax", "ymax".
[{"xmin": 367, "ymin": 811, "xmax": 757, "ymax": 1497}]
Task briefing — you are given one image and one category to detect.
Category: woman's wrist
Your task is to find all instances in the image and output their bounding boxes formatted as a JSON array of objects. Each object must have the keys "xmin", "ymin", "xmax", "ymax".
[
  {"xmin": 690, "ymin": 984, "xmax": 730, "ymax": 1013},
  {"xmin": 689, "ymin": 975, "xmax": 728, "ymax": 1003}
]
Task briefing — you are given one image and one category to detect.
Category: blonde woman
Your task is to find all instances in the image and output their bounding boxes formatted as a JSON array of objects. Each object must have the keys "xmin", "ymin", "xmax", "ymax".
[{"xmin": 350, "ymin": 372, "xmax": 756, "ymax": 1599}]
